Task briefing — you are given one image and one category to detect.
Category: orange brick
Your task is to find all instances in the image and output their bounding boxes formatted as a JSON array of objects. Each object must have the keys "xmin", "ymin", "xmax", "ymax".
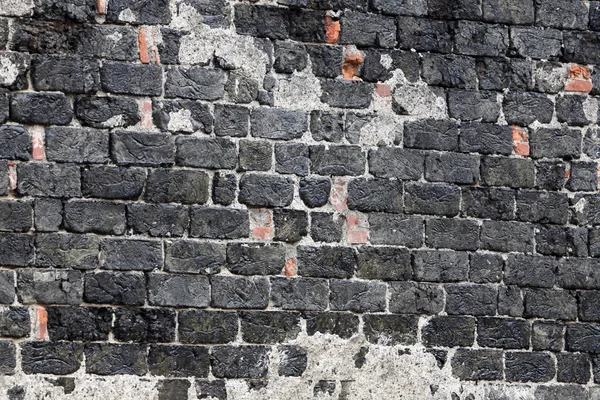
[
  {"xmin": 330, "ymin": 177, "xmax": 348, "ymax": 211},
  {"xmin": 325, "ymin": 17, "xmax": 340, "ymax": 44},
  {"xmin": 36, "ymin": 307, "xmax": 48, "ymax": 340},
  {"xmin": 96, "ymin": 0, "xmax": 107, "ymax": 14},
  {"xmin": 565, "ymin": 79, "xmax": 593, "ymax": 93},
  {"xmin": 252, "ymin": 226, "xmax": 273, "ymax": 241},
  {"xmin": 30, "ymin": 126, "xmax": 45, "ymax": 161},
  {"xmin": 512, "ymin": 126, "xmax": 529, "ymax": 157},
  {"xmin": 347, "ymin": 229, "xmax": 368, "ymax": 244},
  {"xmin": 375, "ymin": 83, "xmax": 391, "ymax": 97},
  {"xmin": 139, "ymin": 27, "xmax": 152, "ymax": 64},
  {"xmin": 569, "ymin": 65, "xmax": 591, "ymax": 80},
  {"xmin": 139, "ymin": 99, "xmax": 153, "ymax": 129},
  {"xmin": 285, "ymin": 258, "xmax": 297, "ymax": 277},
  {"xmin": 342, "ymin": 48, "xmax": 364, "ymax": 81},
  {"xmin": 7, "ymin": 161, "xmax": 16, "ymax": 191},
  {"xmin": 250, "ymin": 208, "xmax": 273, "ymax": 241}
]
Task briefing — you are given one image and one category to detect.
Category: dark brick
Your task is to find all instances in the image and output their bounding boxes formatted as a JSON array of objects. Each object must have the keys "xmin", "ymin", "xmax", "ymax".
[
  {"xmin": 422, "ymin": 316, "xmax": 475, "ymax": 347},
  {"xmin": 481, "ymin": 221, "xmax": 534, "ymax": 253},
  {"xmin": 557, "ymin": 353, "xmax": 590, "ymax": 384},
  {"xmin": 85, "ymin": 343, "xmax": 147, "ymax": 376},
  {"xmin": 0, "ymin": 200, "xmax": 32, "ymax": 233},
  {"xmin": 567, "ymin": 161, "xmax": 597, "ymax": 192},
  {"xmin": 533, "ymin": 321, "xmax": 564, "ymax": 351},
  {"xmin": 75, "ymin": 96, "xmax": 140, "ymax": 129},
  {"xmin": 310, "ymin": 145, "xmax": 365, "ymax": 176},
  {"xmin": 106, "ymin": 0, "xmax": 171, "ymax": 24},
  {"xmin": 459, "ymin": 122, "xmax": 512, "ymax": 155},
  {"xmin": 195, "ymin": 380, "xmax": 227, "ymax": 400},
  {"xmin": 11, "ymin": 92, "xmax": 72, "ymax": 125},
  {"xmin": 481, "ymin": 157, "xmax": 535, "ymax": 189},
  {"xmin": 0, "ymin": 125, "xmax": 31, "ymax": 161},
  {"xmin": 0, "ymin": 341, "xmax": 15, "ymax": 375},
  {"xmin": 389, "ymin": 282, "xmax": 444, "ymax": 314},
  {"xmin": 100, "ymin": 238, "xmax": 161, "ymax": 271},
  {"xmin": 227, "ymin": 243, "xmax": 285, "ymax": 275},
  {"xmin": 306, "ymin": 44, "xmax": 343, "ymax": 79},
  {"xmin": 505, "ymin": 254, "xmax": 557, "ymax": 289},
  {"xmin": 156, "ymin": 380, "xmax": 190, "ymax": 400},
  {"xmin": 413, "ymin": 250, "xmax": 469, "ymax": 283},
  {"xmin": 174, "ymin": 0, "xmax": 229, "ymax": 28},
  {"xmin": 536, "ymin": 0, "xmax": 588, "ymax": 29},
  {"xmin": 84, "ymin": 271, "xmax": 146, "ymax": 306},
  {"xmin": 346, "ymin": 112, "xmax": 373, "ymax": 143},
  {"xmin": 274, "ymin": 41, "xmax": 307, "ymax": 74},
  {"xmin": 81, "ymin": 166, "xmax": 145, "ymax": 201},
  {"xmin": 0, "ymin": 234, "xmax": 33, "ymax": 267},
  {"xmin": 17, "ymin": 269, "xmax": 82, "ymax": 305},
  {"xmin": 190, "ymin": 208, "xmax": 249, "ymax": 239},
  {"xmin": 427, "ymin": 0, "xmax": 481, "ymax": 19},
  {"xmin": 35, "ymin": 233, "xmax": 99, "ymax": 270},
  {"xmin": 47, "ymin": 306, "xmax": 111, "ymax": 341},
  {"xmin": 357, "ymin": 246, "xmax": 411, "ymax": 281},
  {"xmin": 175, "ymin": 137, "xmax": 236, "ymax": 169},
  {"xmin": 234, "ymin": 4, "xmax": 290, "ymax": 39},
  {"xmin": 238, "ymin": 140, "xmax": 272, "ymax": 172},
  {"xmin": 425, "ymin": 218, "xmax": 479, "ymax": 251},
  {"xmin": 505, "ymin": 352, "xmax": 554, "ymax": 383},
  {"xmin": 339, "ymin": 11, "xmax": 396, "ymax": 48},
  {"xmin": 578, "ymin": 291, "xmax": 600, "ymax": 322},
  {"xmin": 148, "ymin": 274, "xmax": 210, "ymax": 308},
  {"xmin": 212, "ymin": 173, "xmax": 237, "ymax": 206},
  {"xmin": 525, "ymin": 289, "xmax": 577, "ymax": 320},
  {"xmin": 31, "ymin": 55, "xmax": 99, "ymax": 93},
  {"xmin": 179, "ymin": 310, "xmax": 238, "ymax": 344},
  {"xmin": 422, "ymin": 54, "xmax": 477, "ymax": 90},
  {"xmin": 363, "ymin": 315, "xmax": 418, "ymax": 345},
  {"xmin": 111, "ymin": 131, "xmax": 174, "ymax": 166},
  {"xmin": 278, "ymin": 345, "xmax": 307, "ymax": 377},
  {"xmin": 45, "ymin": 127, "xmax": 109, "ymax": 163},
  {"xmin": 297, "ymin": 246, "xmax": 357, "ymax": 279},
  {"xmin": 477, "ymin": 58, "xmax": 533, "ymax": 91},
  {"xmin": 454, "ymin": 21, "xmax": 508, "ymax": 57},
  {"xmin": 18, "ymin": 163, "xmax": 80, "ymax": 198},
  {"xmin": 128, "ymin": 204, "xmax": 189, "ymax": 237},
  {"xmin": 396, "ymin": 16, "xmax": 451, "ymax": 53},
  {"xmin": 240, "ymin": 311, "xmax": 301, "ymax": 343},
  {"xmin": 445, "ymin": 284, "xmax": 497, "ymax": 316},
  {"xmin": 156, "ymin": 28, "xmax": 187, "ymax": 64},
  {"xmin": 211, "ymin": 276, "xmax": 269, "ymax": 309},
  {"xmin": 145, "ymin": 168, "xmax": 209, "ymax": 205},
  {"xmin": 536, "ymin": 160, "xmax": 566, "ymax": 191},
  {"xmin": 310, "ymin": 212, "xmax": 343, "ymax": 242},
  {"xmin": 320, "ymin": 79, "xmax": 373, "ymax": 109},
  {"xmin": 22, "ymin": 342, "xmax": 82, "ymax": 375},
  {"xmin": 534, "ymin": 385, "xmax": 588, "ymax": 400},
  {"xmin": 368, "ymin": 147, "xmax": 424, "ymax": 180},
  {"xmin": 451, "ymin": 349, "xmax": 503, "ymax": 381},
  {"xmin": 477, "ymin": 318, "xmax": 530, "ymax": 349},
  {"xmin": 0, "ymin": 52, "xmax": 29, "ymax": 90},
  {"xmin": 239, "ymin": 174, "xmax": 294, "ymax": 207},
  {"xmin": 425, "ymin": 152, "xmax": 479, "ymax": 184},
  {"xmin": 405, "ymin": 182, "xmax": 460, "ymax": 217},
  {"xmin": 503, "ymin": 92, "xmax": 553, "ymax": 125},
  {"xmin": 250, "ymin": 108, "xmax": 307, "ymax": 140},
  {"xmin": 165, "ymin": 241, "xmax": 225, "ymax": 275},
  {"xmin": 0, "ymin": 307, "xmax": 29, "ymax": 338},
  {"xmin": 310, "ymin": 111, "xmax": 343, "ymax": 143},
  {"xmin": 498, "ymin": 285, "xmax": 524, "ymax": 317},
  {"xmin": 567, "ymin": 323, "xmax": 600, "ymax": 353},
  {"xmin": 299, "ymin": 177, "xmax": 331, "ymax": 208},
  {"xmin": 558, "ymin": 258, "xmax": 600, "ymax": 290},
  {"xmin": 537, "ymin": 226, "xmax": 588, "ymax": 258},
  {"xmin": 510, "ymin": 26, "xmax": 562, "ymax": 60},
  {"xmin": 530, "ymin": 127, "xmax": 581, "ymax": 160},
  {"xmin": 271, "ymin": 277, "xmax": 329, "ymax": 311},
  {"xmin": 273, "ymin": 209, "xmax": 308, "ymax": 243},
  {"xmin": 447, "ymin": 91, "xmax": 500, "ymax": 123},
  {"xmin": 482, "ymin": 0, "xmax": 534, "ymax": 24},
  {"xmin": 305, "ymin": 312, "xmax": 359, "ymax": 339},
  {"xmin": 165, "ymin": 67, "xmax": 226, "ymax": 100},
  {"xmin": 211, "ymin": 346, "xmax": 270, "ymax": 379},
  {"xmin": 153, "ymin": 100, "xmax": 213, "ymax": 134},
  {"xmin": 347, "ymin": 178, "xmax": 403, "ymax": 213},
  {"xmin": 462, "ymin": 187, "xmax": 514, "ymax": 221},
  {"xmin": 404, "ymin": 119, "xmax": 460, "ymax": 151},
  {"xmin": 114, "ymin": 308, "xmax": 176, "ymax": 343},
  {"xmin": 276, "ymin": 143, "xmax": 309, "ymax": 176},
  {"xmin": 516, "ymin": 191, "xmax": 568, "ymax": 225},
  {"xmin": 227, "ymin": 71, "xmax": 259, "ymax": 104},
  {"xmin": 148, "ymin": 345, "xmax": 209, "ymax": 378},
  {"xmin": 329, "ymin": 279, "xmax": 386, "ymax": 312}
]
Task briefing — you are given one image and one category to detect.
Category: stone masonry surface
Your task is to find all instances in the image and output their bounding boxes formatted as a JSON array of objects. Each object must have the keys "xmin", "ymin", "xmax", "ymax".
[{"xmin": 4, "ymin": 0, "xmax": 600, "ymax": 399}]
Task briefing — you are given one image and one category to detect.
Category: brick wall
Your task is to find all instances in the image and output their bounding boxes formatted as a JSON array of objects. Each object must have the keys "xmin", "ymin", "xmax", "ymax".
[{"xmin": 1, "ymin": 0, "xmax": 600, "ymax": 398}]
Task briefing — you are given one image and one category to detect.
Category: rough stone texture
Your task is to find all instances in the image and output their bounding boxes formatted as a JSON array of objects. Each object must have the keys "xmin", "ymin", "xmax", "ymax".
[{"xmin": 3, "ymin": 0, "xmax": 600, "ymax": 395}]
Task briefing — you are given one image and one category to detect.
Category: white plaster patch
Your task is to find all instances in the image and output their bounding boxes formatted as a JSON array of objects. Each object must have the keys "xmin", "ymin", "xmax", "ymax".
[
  {"xmin": 393, "ymin": 83, "xmax": 448, "ymax": 119},
  {"xmin": 167, "ymin": 109, "xmax": 195, "ymax": 132},
  {"xmin": 102, "ymin": 115, "xmax": 125, "ymax": 128},
  {"xmin": 0, "ymin": 0, "xmax": 33, "ymax": 16},
  {"xmin": 118, "ymin": 8, "xmax": 136, "ymax": 23},
  {"xmin": 355, "ymin": 113, "xmax": 401, "ymax": 146},
  {"xmin": 380, "ymin": 54, "xmax": 393, "ymax": 70},
  {"xmin": 584, "ymin": 97, "xmax": 599, "ymax": 124},
  {"xmin": 0, "ymin": 55, "xmax": 21, "ymax": 86},
  {"xmin": 274, "ymin": 71, "xmax": 326, "ymax": 111}
]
